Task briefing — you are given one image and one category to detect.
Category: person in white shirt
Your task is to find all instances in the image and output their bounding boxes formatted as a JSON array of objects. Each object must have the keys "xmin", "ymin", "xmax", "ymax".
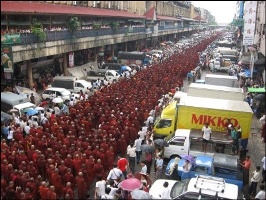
[
  {"xmin": 138, "ymin": 127, "xmax": 146, "ymax": 144},
  {"xmin": 127, "ymin": 143, "xmax": 136, "ymax": 174},
  {"xmin": 94, "ymin": 175, "xmax": 106, "ymax": 199},
  {"xmin": 101, "ymin": 187, "xmax": 113, "ymax": 199},
  {"xmin": 108, "ymin": 180, "xmax": 118, "ymax": 196},
  {"xmin": 106, "ymin": 164, "xmax": 123, "ymax": 183},
  {"xmin": 140, "ymin": 160, "xmax": 147, "ymax": 174},
  {"xmin": 255, "ymin": 184, "xmax": 265, "ymax": 200},
  {"xmin": 159, "ymin": 181, "xmax": 171, "ymax": 199},
  {"xmin": 146, "ymin": 114, "xmax": 154, "ymax": 126},
  {"xmin": 53, "ymin": 104, "xmax": 60, "ymax": 116},
  {"xmin": 7, "ymin": 127, "xmax": 14, "ymax": 145},
  {"xmin": 262, "ymin": 157, "xmax": 266, "ymax": 183},
  {"xmin": 24, "ymin": 122, "xmax": 31, "ymax": 136},
  {"xmin": 248, "ymin": 166, "xmax": 261, "ymax": 196},
  {"xmin": 202, "ymin": 122, "xmax": 212, "ymax": 153},
  {"xmin": 134, "ymin": 135, "xmax": 142, "ymax": 164}
]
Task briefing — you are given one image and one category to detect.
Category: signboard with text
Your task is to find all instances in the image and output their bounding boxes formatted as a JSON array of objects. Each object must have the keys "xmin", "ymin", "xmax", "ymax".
[
  {"xmin": 243, "ymin": 1, "xmax": 257, "ymax": 45},
  {"xmin": 1, "ymin": 46, "xmax": 14, "ymax": 73},
  {"xmin": 68, "ymin": 52, "xmax": 74, "ymax": 68}
]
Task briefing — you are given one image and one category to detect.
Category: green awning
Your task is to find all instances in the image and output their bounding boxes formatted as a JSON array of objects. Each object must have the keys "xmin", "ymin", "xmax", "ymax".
[{"xmin": 247, "ymin": 87, "xmax": 266, "ymax": 93}]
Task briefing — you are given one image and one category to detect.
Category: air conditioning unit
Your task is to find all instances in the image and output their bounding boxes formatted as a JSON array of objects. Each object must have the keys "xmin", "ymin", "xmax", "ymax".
[
  {"xmin": 92, "ymin": 1, "xmax": 96, "ymax": 7},
  {"xmin": 73, "ymin": 1, "xmax": 76, "ymax": 6}
]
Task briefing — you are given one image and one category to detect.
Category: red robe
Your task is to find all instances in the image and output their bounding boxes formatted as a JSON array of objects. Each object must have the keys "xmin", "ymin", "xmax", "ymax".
[
  {"xmin": 64, "ymin": 172, "xmax": 75, "ymax": 190},
  {"xmin": 50, "ymin": 172, "xmax": 63, "ymax": 198},
  {"xmin": 72, "ymin": 157, "xmax": 82, "ymax": 176},
  {"xmin": 106, "ymin": 149, "xmax": 115, "ymax": 171},
  {"xmin": 75, "ymin": 176, "xmax": 87, "ymax": 199},
  {"xmin": 62, "ymin": 186, "xmax": 74, "ymax": 200}
]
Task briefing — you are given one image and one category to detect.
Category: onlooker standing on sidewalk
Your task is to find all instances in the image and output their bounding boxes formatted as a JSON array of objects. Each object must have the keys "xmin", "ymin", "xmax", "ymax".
[
  {"xmin": 239, "ymin": 155, "xmax": 251, "ymax": 186},
  {"xmin": 134, "ymin": 135, "xmax": 142, "ymax": 164},
  {"xmin": 248, "ymin": 166, "xmax": 261, "ymax": 197},
  {"xmin": 261, "ymin": 157, "xmax": 266, "ymax": 183},
  {"xmin": 255, "ymin": 184, "xmax": 265, "ymax": 200},
  {"xmin": 117, "ymin": 154, "xmax": 128, "ymax": 179},
  {"xmin": 155, "ymin": 155, "xmax": 163, "ymax": 180},
  {"xmin": 127, "ymin": 143, "xmax": 136, "ymax": 174},
  {"xmin": 202, "ymin": 122, "xmax": 212, "ymax": 153}
]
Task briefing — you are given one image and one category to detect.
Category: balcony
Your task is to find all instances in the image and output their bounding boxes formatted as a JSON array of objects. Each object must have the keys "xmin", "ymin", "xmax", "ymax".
[{"xmin": 17, "ymin": 25, "xmax": 191, "ymax": 45}]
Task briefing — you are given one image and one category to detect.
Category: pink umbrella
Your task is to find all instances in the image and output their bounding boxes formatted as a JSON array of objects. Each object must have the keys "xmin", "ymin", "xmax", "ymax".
[{"xmin": 118, "ymin": 178, "xmax": 142, "ymax": 191}]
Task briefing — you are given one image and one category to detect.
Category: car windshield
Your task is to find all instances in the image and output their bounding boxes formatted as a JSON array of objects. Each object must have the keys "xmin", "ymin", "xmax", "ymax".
[
  {"xmin": 171, "ymin": 179, "xmax": 190, "ymax": 198},
  {"xmin": 155, "ymin": 119, "xmax": 172, "ymax": 128}
]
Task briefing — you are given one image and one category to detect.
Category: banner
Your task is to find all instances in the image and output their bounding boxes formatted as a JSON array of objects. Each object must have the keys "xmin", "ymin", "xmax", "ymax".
[
  {"xmin": 68, "ymin": 52, "xmax": 74, "ymax": 68},
  {"xmin": 1, "ymin": 46, "xmax": 14, "ymax": 73},
  {"xmin": 1, "ymin": 34, "xmax": 21, "ymax": 45},
  {"xmin": 243, "ymin": 1, "xmax": 257, "ymax": 45}
]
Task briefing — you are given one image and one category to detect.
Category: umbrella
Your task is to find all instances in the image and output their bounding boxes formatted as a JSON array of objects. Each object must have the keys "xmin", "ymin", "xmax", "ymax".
[
  {"xmin": 35, "ymin": 107, "xmax": 45, "ymax": 111},
  {"xmin": 140, "ymin": 144, "xmax": 155, "ymax": 153},
  {"xmin": 25, "ymin": 108, "xmax": 39, "ymax": 116},
  {"xmin": 120, "ymin": 65, "xmax": 132, "ymax": 72},
  {"xmin": 52, "ymin": 97, "xmax": 64, "ymax": 104},
  {"xmin": 180, "ymin": 154, "xmax": 195, "ymax": 164},
  {"xmin": 119, "ymin": 178, "xmax": 142, "ymax": 191},
  {"xmin": 254, "ymin": 94, "xmax": 265, "ymax": 100},
  {"xmin": 131, "ymin": 189, "xmax": 152, "ymax": 199},
  {"xmin": 153, "ymin": 139, "xmax": 169, "ymax": 147}
]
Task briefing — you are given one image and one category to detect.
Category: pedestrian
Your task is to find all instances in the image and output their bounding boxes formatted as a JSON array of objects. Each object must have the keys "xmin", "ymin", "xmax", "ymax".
[
  {"xmin": 140, "ymin": 160, "xmax": 147, "ymax": 175},
  {"xmin": 117, "ymin": 154, "xmax": 129, "ymax": 179},
  {"xmin": 159, "ymin": 181, "xmax": 171, "ymax": 199},
  {"xmin": 181, "ymin": 160, "xmax": 192, "ymax": 180},
  {"xmin": 145, "ymin": 152, "xmax": 152, "ymax": 175},
  {"xmin": 262, "ymin": 157, "xmax": 266, "ymax": 183},
  {"xmin": 239, "ymin": 155, "xmax": 251, "ymax": 186},
  {"xmin": 202, "ymin": 122, "xmax": 212, "ymax": 153},
  {"xmin": 94, "ymin": 175, "xmax": 106, "ymax": 199},
  {"xmin": 169, "ymin": 156, "xmax": 180, "ymax": 180},
  {"xmin": 255, "ymin": 184, "xmax": 265, "ymax": 200},
  {"xmin": 248, "ymin": 166, "xmax": 261, "ymax": 197},
  {"xmin": 230, "ymin": 125, "xmax": 239, "ymax": 155},
  {"xmin": 155, "ymin": 154, "xmax": 163, "ymax": 180},
  {"xmin": 106, "ymin": 163, "xmax": 123, "ymax": 185},
  {"xmin": 127, "ymin": 142, "xmax": 136, "ymax": 174},
  {"xmin": 6, "ymin": 127, "xmax": 14, "ymax": 145},
  {"xmin": 101, "ymin": 187, "xmax": 113, "ymax": 199},
  {"xmin": 30, "ymin": 93, "xmax": 36, "ymax": 104},
  {"xmin": 154, "ymin": 147, "xmax": 163, "ymax": 174},
  {"xmin": 134, "ymin": 135, "xmax": 142, "ymax": 164}
]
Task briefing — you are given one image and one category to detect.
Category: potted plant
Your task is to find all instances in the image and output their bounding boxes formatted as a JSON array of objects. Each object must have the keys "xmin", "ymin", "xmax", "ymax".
[
  {"xmin": 66, "ymin": 17, "xmax": 80, "ymax": 38},
  {"xmin": 109, "ymin": 22, "xmax": 119, "ymax": 30}
]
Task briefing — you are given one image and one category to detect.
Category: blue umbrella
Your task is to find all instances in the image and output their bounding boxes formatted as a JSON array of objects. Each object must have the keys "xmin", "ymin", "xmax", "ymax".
[{"xmin": 26, "ymin": 108, "xmax": 38, "ymax": 116}]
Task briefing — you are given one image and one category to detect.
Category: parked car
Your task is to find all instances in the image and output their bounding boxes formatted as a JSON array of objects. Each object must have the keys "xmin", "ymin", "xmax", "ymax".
[
  {"xmin": 165, "ymin": 153, "xmax": 243, "ymax": 189},
  {"xmin": 149, "ymin": 175, "xmax": 244, "ymax": 199},
  {"xmin": 41, "ymin": 87, "xmax": 71, "ymax": 101}
]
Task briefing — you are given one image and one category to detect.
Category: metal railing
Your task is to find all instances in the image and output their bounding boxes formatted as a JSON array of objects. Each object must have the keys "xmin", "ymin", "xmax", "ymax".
[{"xmin": 17, "ymin": 25, "xmax": 194, "ymax": 45}]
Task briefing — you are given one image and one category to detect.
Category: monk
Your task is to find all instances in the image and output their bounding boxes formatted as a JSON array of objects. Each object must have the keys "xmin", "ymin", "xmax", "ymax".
[
  {"xmin": 106, "ymin": 146, "xmax": 115, "ymax": 171},
  {"xmin": 75, "ymin": 172, "xmax": 87, "ymax": 199},
  {"xmin": 50, "ymin": 168, "xmax": 63, "ymax": 198},
  {"xmin": 64, "ymin": 168, "xmax": 75, "ymax": 190},
  {"xmin": 62, "ymin": 182, "xmax": 74, "ymax": 200}
]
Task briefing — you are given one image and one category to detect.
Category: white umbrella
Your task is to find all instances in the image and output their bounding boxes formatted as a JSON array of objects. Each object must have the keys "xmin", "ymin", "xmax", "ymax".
[
  {"xmin": 52, "ymin": 97, "xmax": 63, "ymax": 104},
  {"xmin": 131, "ymin": 189, "xmax": 152, "ymax": 199},
  {"xmin": 35, "ymin": 107, "xmax": 45, "ymax": 111}
]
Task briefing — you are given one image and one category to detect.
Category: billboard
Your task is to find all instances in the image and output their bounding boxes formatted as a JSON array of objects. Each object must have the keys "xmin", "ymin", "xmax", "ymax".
[
  {"xmin": 1, "ymin": 46, "xmax": 13, "ymax": 73},
  {"xmin": 243, "ymin": 1, "xmax": 257, "ymax": 45}
]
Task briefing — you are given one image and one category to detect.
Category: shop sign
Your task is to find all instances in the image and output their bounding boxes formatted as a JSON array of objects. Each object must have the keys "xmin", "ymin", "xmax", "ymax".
[
  {"xmin": 69, "ymin": 52, "xmax": 74, "ymax": 68},
  {"xmin": 1, "ymin": 46, "xmax": 14, "ymax": 73},
  {"xmin": 243, "ymin": 1, "xmax": 257, "ymax": 45}
]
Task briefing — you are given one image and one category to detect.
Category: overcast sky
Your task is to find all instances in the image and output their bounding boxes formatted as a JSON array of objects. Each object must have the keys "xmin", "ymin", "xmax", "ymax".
[{"xmin": 191, "ymin": 1, "xmax": 237, "ymax": 24}]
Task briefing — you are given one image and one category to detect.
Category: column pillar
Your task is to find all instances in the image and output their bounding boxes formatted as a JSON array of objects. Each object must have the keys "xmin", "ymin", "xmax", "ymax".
[
  {"xmin": 63, "ymin": 53, "xmax": 68, "ymax": 75},
  {"xmin": 111, "ymin": 44, "xmax": 114, "ymax": 57},
  {"xmin": 124, "ymin": 42, "xmax": 128, "ymax": 52},
  {"xmin": 27, "ymin": 60, "xmax": 33, "ymax": 89}
]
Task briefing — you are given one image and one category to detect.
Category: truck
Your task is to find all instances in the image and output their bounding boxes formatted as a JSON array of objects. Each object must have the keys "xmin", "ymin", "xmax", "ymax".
[
  {"xmin": 52, "ymin": 76, "xmax": 92, "ymax": 93},
  {"xmin": 187, "ymin": 83, "xmax": 245, "ymax": 101},
  {"xmin": 205, "ymin": 74, "xmax": 238, "ymax": 87},
  {"xmin": 1, "ymin": 92, "xmax": 36, "ymax": 117},
  {"xmin": 165, "ymin": 150, "xmax": 243, "ymax": 189},
  {"xmin": 85, "ymin": 69, "xmax": 121, "ymax": 83},
  {"xmin": 153, "ymin": 96, "xmax": 253, "ymax": 147}
]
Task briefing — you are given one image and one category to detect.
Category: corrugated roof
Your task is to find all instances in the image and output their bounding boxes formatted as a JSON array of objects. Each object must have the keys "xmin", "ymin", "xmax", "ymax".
[{"xmin": 1, "ymin": 1, "xmax": 146, "ymax": 19}]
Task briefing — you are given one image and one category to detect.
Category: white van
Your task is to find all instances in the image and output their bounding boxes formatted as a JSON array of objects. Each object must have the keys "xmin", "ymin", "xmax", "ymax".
[
  {"xmin": 42, "ymin": 87, "xmax": 71, "ymax": 101},
  {"xmin": 1, "ymin": 92, "xmax": 36, "ymax": 117}
]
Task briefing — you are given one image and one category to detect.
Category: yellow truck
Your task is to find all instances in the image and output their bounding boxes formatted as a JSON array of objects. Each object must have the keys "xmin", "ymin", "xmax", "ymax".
[{"xmin": 154, "ymin": 96, "xmax": 253, "ymax": 148}]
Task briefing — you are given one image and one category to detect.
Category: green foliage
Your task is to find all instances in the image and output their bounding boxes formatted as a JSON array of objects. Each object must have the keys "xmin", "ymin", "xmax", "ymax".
[
  {"xmin": 31, "ymin": 20, "xmax": 46, "ymax": 42},
  {"xmin": 109, "ymin": 21, "xmax": 119, "ymax": 30},
  {"xmin": 92, "ymin": 24, "xmax": 100, "ymax": 29},
  {"xmin": 66, "ymin": 17, "xmax": 80, "ymax": 33}
]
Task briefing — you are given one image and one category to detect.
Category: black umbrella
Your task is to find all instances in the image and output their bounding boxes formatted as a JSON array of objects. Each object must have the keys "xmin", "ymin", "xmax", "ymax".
[
  {"xmin": 140, "ymin": 144, "xmax": 155, "ymax": 153},
  {"xmin": 254, "ymin": 94, "xmax": 265, "ymax": 101},
  {"xmin": 153, "ymin": 139, "xmax": 169, "ymax": 147}
]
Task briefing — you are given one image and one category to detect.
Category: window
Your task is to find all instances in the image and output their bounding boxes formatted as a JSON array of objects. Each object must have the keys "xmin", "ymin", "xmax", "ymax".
[
  {"xmin": 193, "ymin": 165, "xmax": 209, "ymax": 174},
  {"xmin": 170, "ymin": 137, "xmax": 186, "ymax": 146},
  {"xmin": 56, "ymin": 91, "xmax": 62, "ymax": 97},
  {"xmin": 76, "ymin": 83, "xmax": 82, "ymax": 87},
  {"xmin": 155, "ymin": 119, "xmax": 172, "ymax": 128}
]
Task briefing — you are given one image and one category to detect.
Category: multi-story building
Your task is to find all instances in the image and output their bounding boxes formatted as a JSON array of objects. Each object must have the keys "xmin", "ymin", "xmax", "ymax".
[{"xmin": 1, "ymin": 1, "xmax": 211, "ymax": 89}]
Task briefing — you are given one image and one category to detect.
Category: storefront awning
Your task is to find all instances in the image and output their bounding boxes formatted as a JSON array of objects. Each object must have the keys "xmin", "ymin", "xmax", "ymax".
[
  {"xmin": 1, "ymin": 1, "xmax": 146, "ymax": 19},
  {"xmin": 157, "ymin": 15, "xmax": 181, "ymax": 21}
]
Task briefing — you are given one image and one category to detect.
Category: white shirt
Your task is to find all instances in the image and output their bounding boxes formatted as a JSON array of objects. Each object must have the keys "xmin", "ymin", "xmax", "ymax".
[
  {"xmin": 109, "ymin": 187, "xmax": 118, "ymax": 197},
  {"xmin": 95, "ymin": 180, "xmax": 106, "ymax": 196},
  {"xmin": 138, "ymin": 130, "xmax": 146, "ymax": 140},
  {"xmin": 251, "ymin": 170, "xmax": 261, "ymax": 182},
  {"xmin": 255, "ymin": 190, "xmax": 265, "ymax": 200},
  {"xmin": 202, "ymin": 126, "xmax": 212, "ymax": 140},
  {"xmin": 127, "ymin": 146, "xmax": 136, "ymax": 157},
  {"xmin": 101, "ymin": 194, "xmax": 113, "ymax": 199},
  {"xmin": 106, "ymin": 168, "xmax": 123, "ymax": 180},
  {"xmin": 262, "ymin": 157, "xmax": 266, "ymax": 170},
  {"xmin": 134, "ymin": 138, "xmax": 142, "ymax": 152},
  {"xmin": 24, "ymin": 125, "xmax": 31, "ymax": 135},
  {"xmin": 160, "ymin": 187, "xmax": 171, "ymax": 199},
  {"xmin": 7, "ymin": 130, "xmax": 14, "ymax": 140},
  {"xmin": 140, "ymin": 165, "xmax": 147, "ymax": 174},
  {"xmin": 146, "ymin": 115, "xmax": 154, "ymax": 124},
  {"xmin": 54, "ymin": 106, "xmax": 60, "ymax": 115}
]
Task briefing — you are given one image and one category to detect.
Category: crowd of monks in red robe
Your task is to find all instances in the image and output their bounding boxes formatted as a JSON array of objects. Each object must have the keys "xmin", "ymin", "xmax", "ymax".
[{"xmin": 1, "ymin": 33, "xmax": 222, "ymax": 200}]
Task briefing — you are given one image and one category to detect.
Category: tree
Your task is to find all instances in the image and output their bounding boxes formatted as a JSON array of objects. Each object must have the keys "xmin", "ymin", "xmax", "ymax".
[
  {"xmin": 31, "ymin": 19, "xmax": 46, "ymax": 42},
  {"xmin": 66, "ymin": 17, "xmax": 80, "ymax": 33}
]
